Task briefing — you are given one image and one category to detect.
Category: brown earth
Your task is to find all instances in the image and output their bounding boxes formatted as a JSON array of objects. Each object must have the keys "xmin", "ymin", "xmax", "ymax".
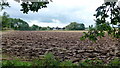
[{"xmin": 1, "ymin": 31, "xmax": 120, "ymax": 63}]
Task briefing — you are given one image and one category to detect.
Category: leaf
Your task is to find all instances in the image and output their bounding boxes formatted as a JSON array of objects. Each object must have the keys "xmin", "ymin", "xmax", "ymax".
[
  {"xmin": 104, "ymin": 14, "xmax": 109, "ymax": 17},
  {"xmin": 105, "ymin": 2, "xmax": 111, "ymax": 6},
  {"xmin": 80, "ymin": 36, "xmax": 85, "ymax": 41},
  {"xmin": 96, "ymin": 11, "xmax": 101, "ymax": 18}
]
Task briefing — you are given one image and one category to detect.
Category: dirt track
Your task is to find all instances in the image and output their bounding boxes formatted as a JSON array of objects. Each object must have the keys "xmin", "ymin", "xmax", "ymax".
[{"xmin": 1, "ymin": 31, "xmax": 120, "ymax": 63}]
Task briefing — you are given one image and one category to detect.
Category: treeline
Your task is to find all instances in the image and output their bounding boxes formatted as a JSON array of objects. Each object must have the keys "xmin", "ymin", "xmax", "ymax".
[
  {"xmin": 1, "ymin": 12, "xmax": 85, "ymax": 31},
  {"xmin": 1, "ymin": 12, "xmax": 29, "ymax": 30}
]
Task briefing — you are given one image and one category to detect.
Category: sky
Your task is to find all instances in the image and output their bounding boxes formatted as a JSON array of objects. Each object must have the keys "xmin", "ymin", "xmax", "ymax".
[{"xmin": 3, "ymin": 0, "xmax": 105, "ymax": 28}]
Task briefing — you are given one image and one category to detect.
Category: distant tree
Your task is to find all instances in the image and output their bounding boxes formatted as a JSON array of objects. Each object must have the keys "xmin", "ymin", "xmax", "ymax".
[
  {"xmin": 31, "ymin": 24, "xmax": 39, "ymax": 30},
  {"xmin": 55, "ymin": 26, "xmax": 61, "ymax": 30},
  {"xmin": 41, "ymin": 27, "xmax": 47, "ymax": 30},
  {"xmin": 1, "ymin": 12, "xmax": 10, "ymax": 30},
  {"xmin": 11, "ymin": 18, "xmax": 30, "ymax": 30},
  {"xmin": 77, "ymin": 23, "xmax": 85, "ymax": 30},
  {"xmin": 46, "ymin": 26, "xmax": 51, "ymax": 30},
  {"xmin": 65, "ymin": 22, "xmax": 85, "ymax": 30},
  {"xmin": 1, "ymin": 14, "xmax": 30, "ymax": 30},
  {"xmin": 62, "ymin": 27, "xmax": 65, "ymax": 30},
  {"xmin": 39, "ymin": 26, "xmax": 42, "ymax": 30}
]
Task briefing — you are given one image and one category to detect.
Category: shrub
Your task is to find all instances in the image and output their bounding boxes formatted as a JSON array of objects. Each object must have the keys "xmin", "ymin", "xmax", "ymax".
[
  {"xmin": 2, "ymin": 60, "xmax": 32, "ymax": 66},
  {"xmin": 108, "ymin": 58, "xmax": 120, "ymax": 66},
  {"xmin": 2, "ymin": 53, "xmax": 120, "ymax": 67},
  {"xmin": 79, "ymin": 59, "xmax": 104, "ymax": 67}
]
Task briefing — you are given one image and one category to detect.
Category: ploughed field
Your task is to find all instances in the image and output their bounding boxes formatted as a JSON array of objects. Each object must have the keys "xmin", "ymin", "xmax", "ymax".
[{"xmin": 2, "ymin": 31, "xmax": 120, "ymax": 63}]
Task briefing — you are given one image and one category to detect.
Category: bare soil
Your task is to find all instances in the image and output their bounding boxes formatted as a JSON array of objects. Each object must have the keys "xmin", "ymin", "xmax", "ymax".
[{"xmin": 1, "ymin": 31, "xmax": 120, "ymax": 63}]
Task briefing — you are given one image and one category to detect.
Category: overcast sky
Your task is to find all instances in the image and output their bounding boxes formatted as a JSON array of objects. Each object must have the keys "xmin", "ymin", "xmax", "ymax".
[{"xmin": 4, "ymin": 0, "xmax": 105, "ymax": 27}]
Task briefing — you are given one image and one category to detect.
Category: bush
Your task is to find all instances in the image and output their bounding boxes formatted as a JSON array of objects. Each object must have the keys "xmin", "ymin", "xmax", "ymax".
[
  {"xmin": 79, "ymin": 59, "xmax": 104, "ymax": 67},
  {"xmin": 108, "ymin": 58, "xmax": 120, "ymax": 66},
  {"xmin": 2, "ymin": 53, "xmax": 120, "ymax": 67},
  {"xmin": 32, "ymin": 53, "xmax": 60, "ymax": 67},
  {"xmin": 2, "ymin": 60, "xmax": 32, "ymax": 66}
]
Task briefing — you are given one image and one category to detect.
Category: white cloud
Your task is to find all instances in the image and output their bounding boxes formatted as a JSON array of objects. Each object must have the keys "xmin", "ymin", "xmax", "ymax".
[
  {"xmin": 51, "ymin": 19, "xmax": 61, "ymax": 23},
  {"xmin": 28, "ymin": 19, "xmax": 69, "ymax": 28},
  {"xmin": 4, "ymin": 0, "xmax": 105, "ymax": 27}
]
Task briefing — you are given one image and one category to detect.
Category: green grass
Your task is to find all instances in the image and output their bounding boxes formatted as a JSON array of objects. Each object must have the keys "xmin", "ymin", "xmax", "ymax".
[
  {"xmin": 2, "ymin": 60, "xmax": 32, "ymax": 66},
  {"xmin": 1, "ymin": 53, "xmax": 120, "ymax": 67}
]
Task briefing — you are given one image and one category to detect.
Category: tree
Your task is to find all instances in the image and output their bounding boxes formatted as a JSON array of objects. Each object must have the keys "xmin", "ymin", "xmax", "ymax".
[
  {"xmin": 10, "ymin": 18, "xmax": 29, "ymax": 30},
  {"xmin": 1, "ymin": 12, "xmax": 10, "ymax": 30},
  {"xmin": 77, "ymin": 23, "xmax": 85, "ymax": 30},
  {"xmin": 81, "ymin": 1, "xmax": 120, "ymax": 41},
  {"xmin": 0, "ymin": 0, "xmax": 52, "ymax": 14},
  {"xmin": 46, "ymin": 26, "xmax": 51, "ymax": 30},
  {"xmin": 1, "ymin": 13, "xmax": 30, "ymax": 30},
  {"xmin": 0, "ymin": 0, "xmax": 10, "ymax": 10},
  {"xmin": 31, "ymin": 24, "xmax": 39, "ymax": 30},
  {"xmin": 65, "ymin": 22, "xmax": 85, "ymax": 30},
  {"xmin": 41, "ymin": 27, "xmax": 47, "ymax": 30}
]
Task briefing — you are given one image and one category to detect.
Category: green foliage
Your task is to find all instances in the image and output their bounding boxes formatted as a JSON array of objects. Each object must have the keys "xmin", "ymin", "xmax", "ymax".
[
  {"xmin": 1, "ymin": 15, "xmax": 55, "ymax": 31},
  {"xmin": 0, "ymin": 0, "xmax": 10, "ymax": 10},
  {"xmin": 42, "ymin": 53, "xmax": 60, "ymax": 67},
  {"xmin": 1, "ymin": 12, "xmax": 31, "ymax": 31},
  {"xmin": 81, "ymin": 1, "xmax": 120, "ymax": 41},
  {"xmin": 65, "ymin": 22, "xmax": 85, "ymax": 30},
  {"xmin": 0, "ymin": 0, "xmax": 52, "ymax": 14},
  {"xmin": 21, "ymin": 2, "xmax": 50, "ymax": 14},
  {"xmin": 60, "ymin": 60, "xmax": 77, "ymax": 67},
  {"xmin": 1, "ymin": 13, "xmax": 59, "ymax": 31},
  {"xmin": 1, "ymin": 12, "xmax": 10, "ymax": 30},
  {"xmin": 31, "ymin": 24, "xmax": 39, "ymax": 30},
  {"xmin": 80, "ymin": 25, "xmax": 106, "ymax": 41},
  {"xmin": 13, "ymin": 19, "xmax": 30, "ymax": 30},
  {"xmin": 1, "ymin": 15, "xmax": 30, "ymax": 31},
  {"xmin": 32, "ymin": 53, "xmax": 60, "ymax": 67},
  {"xmin": 40, "ymin": 27, "xmax": 48, "ymax": 30},
  {"xmin": 108, "ymin": 58, "xmax": 120, "ymax": 66},
  {"xmin": 2, "ymin": 60, "xmax": 32, "ymax": 66},
  {"xmin": 46, "ymin": 26, "xmax": 51, "ymax": 30},
  {"xmin": 79, "ymin": 59, "xmax": 104, "ymax": 67},
  {"xmin": 2, "ymin": 53, "xmax": 120, "ymax": 67}
]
